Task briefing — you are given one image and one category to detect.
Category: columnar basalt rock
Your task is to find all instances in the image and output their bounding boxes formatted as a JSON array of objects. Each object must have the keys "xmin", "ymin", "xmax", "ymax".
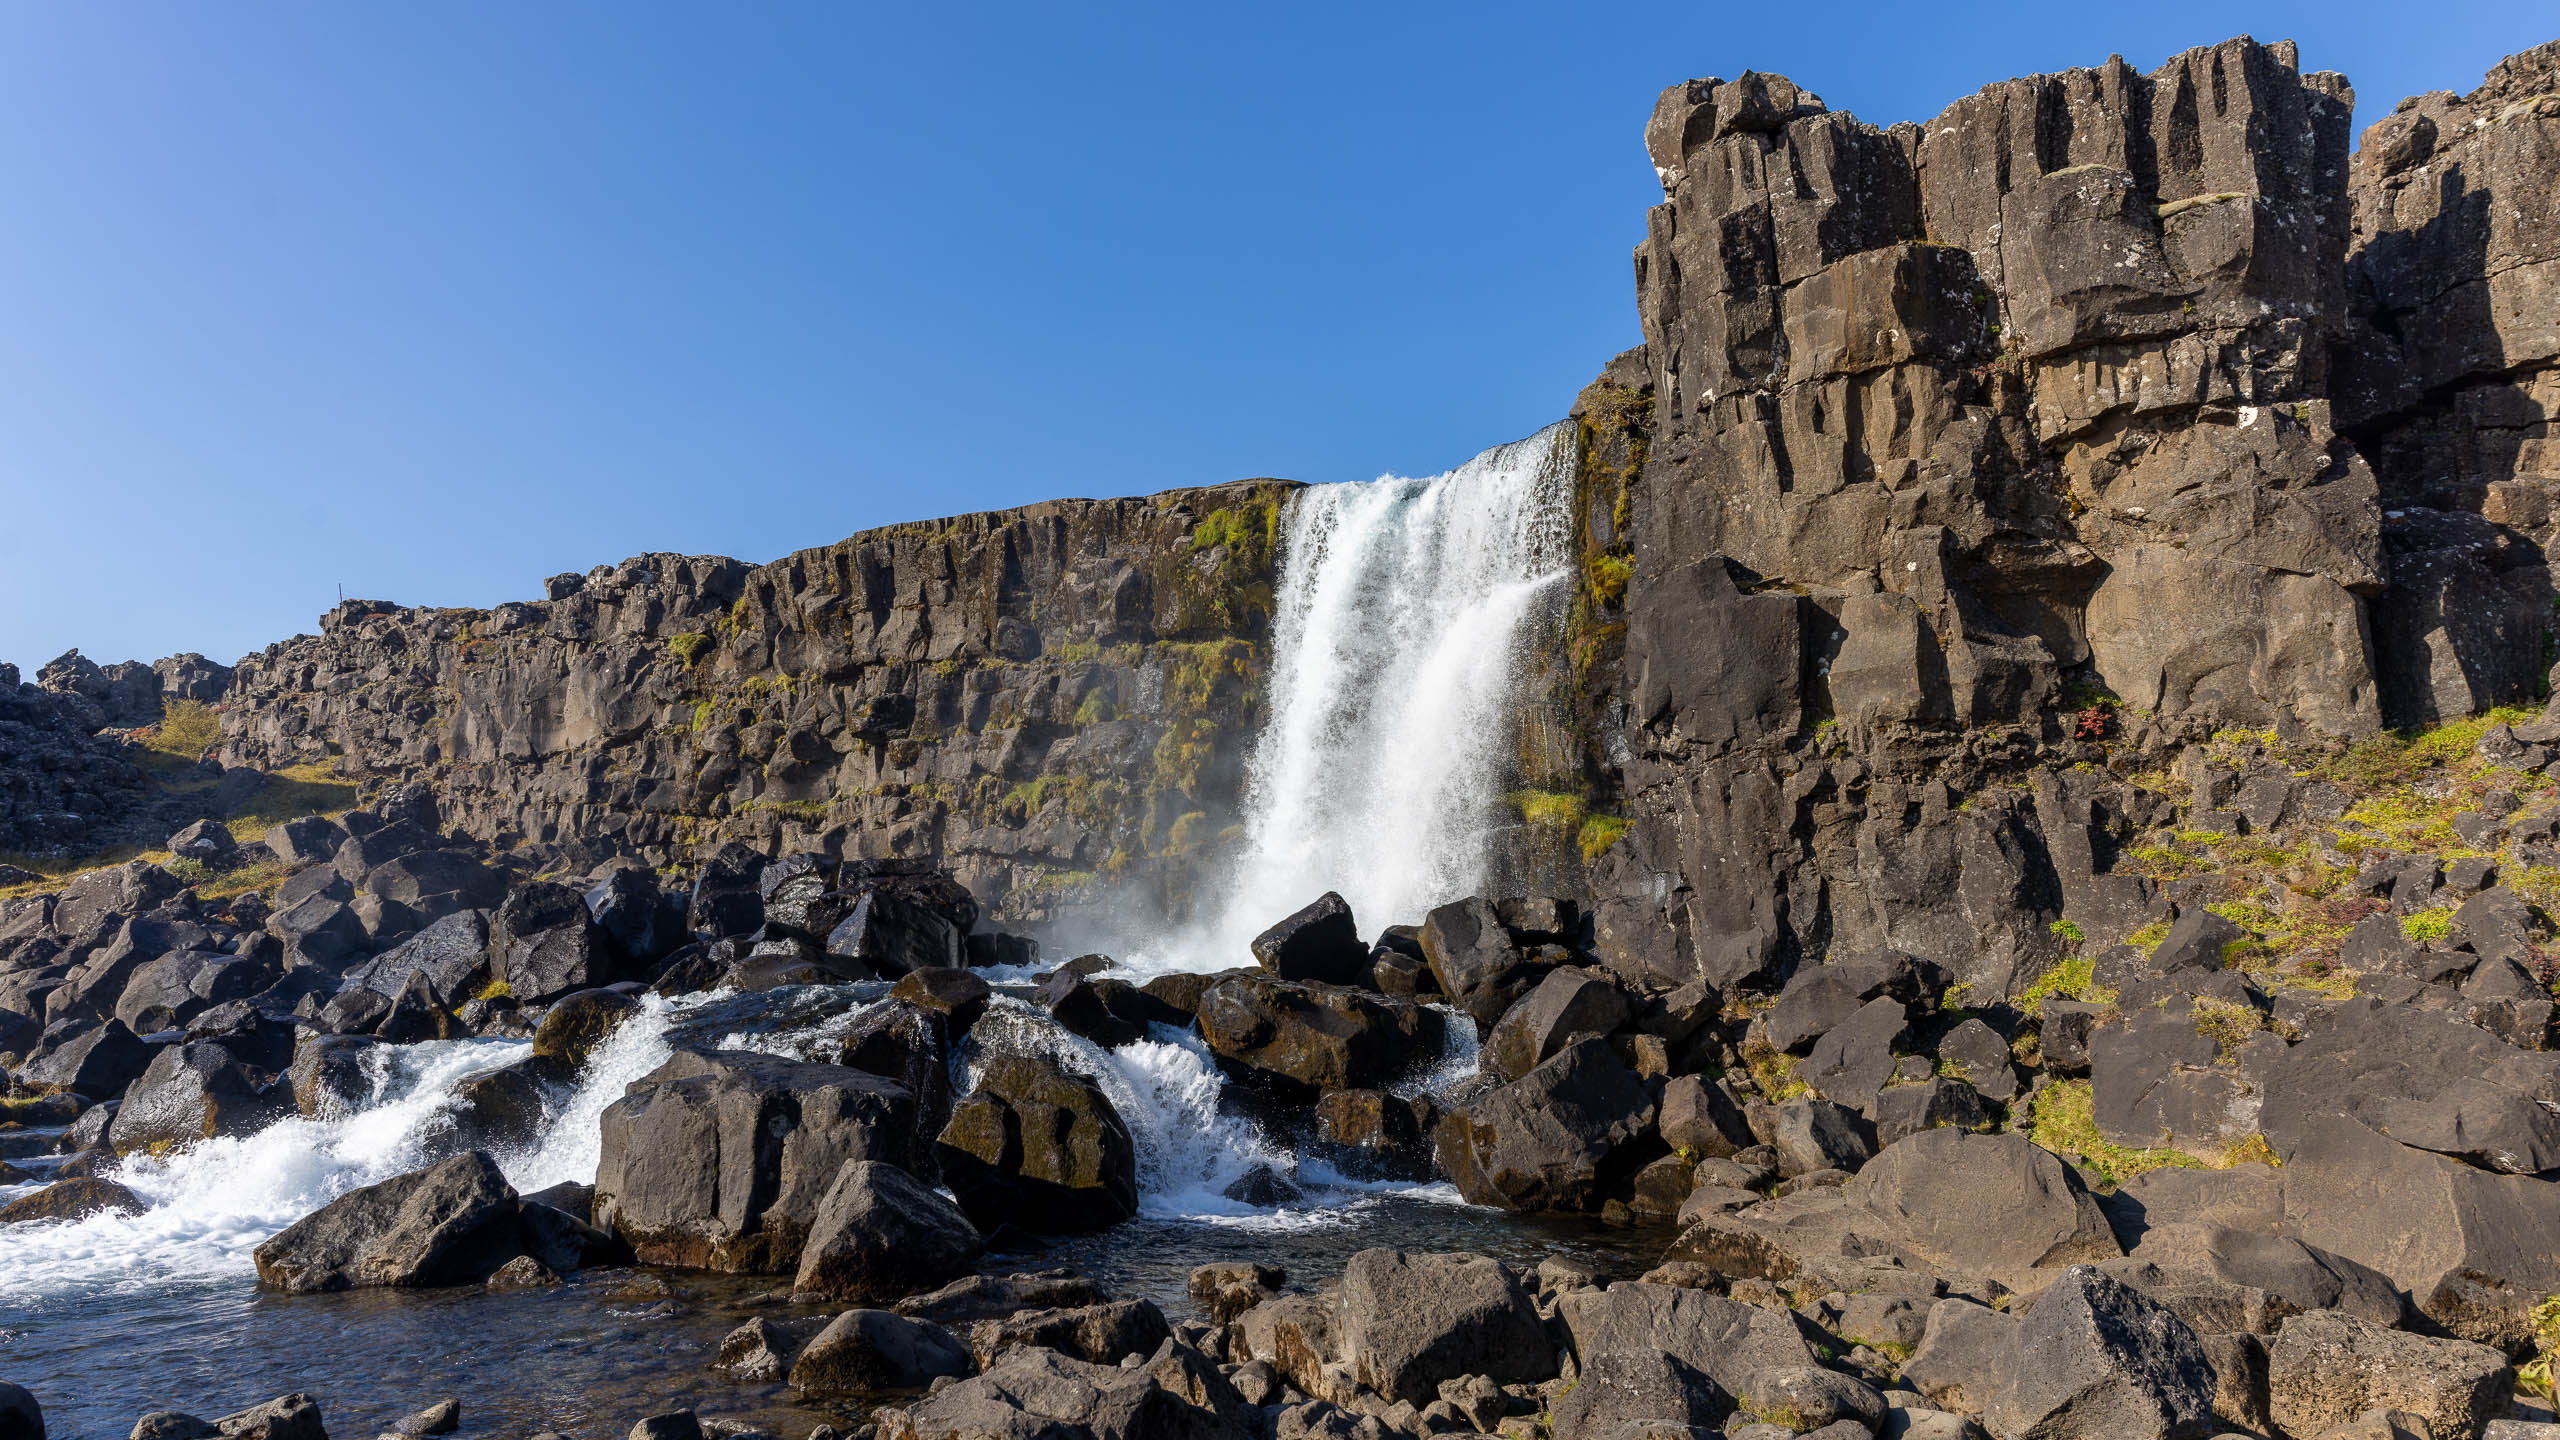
[{"xmin": 216, "ymin": 484, "xmax": 1294, "ymax": 928}]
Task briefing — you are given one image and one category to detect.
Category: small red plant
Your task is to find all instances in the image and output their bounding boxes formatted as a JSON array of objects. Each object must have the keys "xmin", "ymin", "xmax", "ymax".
[{"xmin": 2073, "ymin": 706, "xmax": 2113, "ymax": 742}]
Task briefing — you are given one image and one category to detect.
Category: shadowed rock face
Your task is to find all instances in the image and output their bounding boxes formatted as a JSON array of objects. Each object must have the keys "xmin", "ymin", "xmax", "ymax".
[
  {"xmin": 1577, "ymin": 37, "xmax": 2560, "ymax": 1005},
  {"xmin": 214, "ymin": 482, "xmax": 1296, "ymax": 929}
]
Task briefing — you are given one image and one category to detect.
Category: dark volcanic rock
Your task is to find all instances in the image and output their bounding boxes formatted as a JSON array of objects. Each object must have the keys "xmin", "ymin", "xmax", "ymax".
[
  {"xmin": 1250, "ymin": 892, "xmax": 1368, "ymax": 987},
  {"xmin": 934, "ymin": 1053, "xmax": 1137, "ymax": 1233},
  {"xmin": 593, "ymin": 1049, "xmax": 920, "ymax": 1272},
  {"xmin": 252, "ymin": 1150, "xmax": 526, "ymax": 1292},
  {"xmin": 792, "ymin": 1160, "xmax": 983, "ymax": 1303},
  {"xmin": 1195, "ymin": 973, "xmax": 1444, "ymax": 1099}
]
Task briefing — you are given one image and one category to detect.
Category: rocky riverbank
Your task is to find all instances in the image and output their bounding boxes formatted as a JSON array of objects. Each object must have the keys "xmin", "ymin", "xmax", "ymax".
[{"xmin": 4, "ymin": 25, "xmax": 2560, "ymax": 1440}]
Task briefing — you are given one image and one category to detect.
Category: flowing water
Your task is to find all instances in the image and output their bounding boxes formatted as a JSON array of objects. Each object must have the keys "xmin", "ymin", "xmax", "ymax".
[{"xmin": 0, "ymin": 426, "xmax": 1606, "ymax": 1436}]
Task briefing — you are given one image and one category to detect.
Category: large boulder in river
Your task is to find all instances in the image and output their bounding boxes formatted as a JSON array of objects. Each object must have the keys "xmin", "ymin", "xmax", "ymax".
[
  {"xmin": 934, "ymin": 1053, "xmax": 1137, "ymax": 1234},
  {"xmin": 0, "ymin": 1382, "xmax": 37, "ymax": 1440},
  {"xmin": 588, "ymin": 1040, "xmax": 921, "ymax": 1265},
  {"xmin": 1433, "ymin": 1037, "xmax": 1656, "ymax": 1212},
  {"xmin": 252, "ymin": 1150, "xmax": 529, "ymax": 1292},
  {"xmin": 1481, "ymin": 967, "xmax": 1632, "ymax": 1083},
  {"xmin": 594, "ymin": 1048, "xmax": 921, "ymax": 1271},
  {"xmin": 787, "ymin": 1308, "xmax": 975, "ymax": 1398},
  {"xmin": 1250, "ymin": 892, "xmax": 1368, "ymax": 987},
  {"xmin": 792, "ymin": 1161, "xmax": 983, "ymax": 1303},
  {"xmin": 1194, "ymin": 974, "xmax": 1443, "ymax": 1100},
  {"xmin": 529, "ymin": 987, "xmax": 640, "ymax": 1070},
  {"xmin": 838, "ymin": 1000, "xmax": 955, "ymax": 1170},
  {"xmin": 0, "ymin": 1176, "xmax": 143, "ymax": 1225},
  {"xmin": 1337, "ymin": 1249, "xmax": 1555, "ymax": 1405}
]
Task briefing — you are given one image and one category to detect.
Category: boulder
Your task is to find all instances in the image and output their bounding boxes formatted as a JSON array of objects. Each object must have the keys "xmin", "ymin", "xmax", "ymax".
[
  {"xmin": 1250, "ymin": 892, "xmax": 1368, "ymax": 987},
  {"xmin": 838, "ymin": 1000, "xmax": 957, "ymax": 1165},
  {"xmin": 872, "ymin": 1343, "xmax": 1242, "ymax": 1440},
  {"xmin": 1546, "ymin": 1349, "xmax": 1731, "ymax": 1438},
  {"xmin": 252, "ymin": 1150, "xmax": 527, "ymax": 1292},
  {"xmin": 264, "ymin": 816, "xmax": 348, "ymax": 866},
  {"xmin": 2127, "ymin": 1221, "xmax": 2404, "ymax": 1327},
  {"xmin": 0, "ymin": 1176, "xmax": 143, "ymax": 1225},
  {"xmin": 687, "ymin": 842, "xmax": 766, "ymax": 938},
  {"xmin": 2266, "ymin": 1310, "xmax": 2513, "ymax": 1440},
  {"xmin": 894, "ymin": 1269, "xmax": 1112, "ymax": 1326},
  {"xmin": 529, "ymin": 987, "xmax": 640, "ymax": 1070},
  {"xmin": 209, "ymin": 1394, "xmax": 325, "ymax": 1440},
  {"xmin": 1844, "ymin": 1130, "xmax": 2120, "ymax": 1288},
  {"xmin": 787, "ymin": 1309, "xmax": 974, "ymax": 1397},
  {"xmin": 934, "ymin": 1052, "xmax": 1137, "ymax": 1233},
  {"xmin": 593, "ymin": 1048, "xmax": 921, "ymax": 1272},
  {"xmin": 17, "ymin": 1019, "xmax": 156, "ymax": 1101},
  {"xmin": 1337, "ymin": 1249, "xmax": 1555, "ymax": 1405},
  {"xmin": 492, "ymin": 882, "xmax": 615, "ymax": 1003},
  {"xmin": 0, "ymin": 1385, "xmax": 35, "ymax": 1440},
  {"xmin": 792, "ymin": 1160, "xmax": 982, "ymax": 1302},
  {"xmin": 584, "ymin": 866, "xmax": 684, "ymax": 967},
  {"xmin": 105, "ymin": 1039, "xmax": 291, "ymax": 1153},
  {"xmin": 1434, "ymin": 1038, "xmax": 1657, "ymax": 1212},
  {"xmin": 1482, "ymin": 968, "xmax": 1633, "ymax": 1083},
  {"xmin": 339, "ymin": 911, "xmax": 492, "ymax": 1009},
  {"xmin": 1735, "ymin": 1366, "xmax": 1885, "ymax": 1434},
  {"xmin": 712, "ymin": 1315, "xmax": 816, "ymax": 1381},
  {"xmin": 1420, "ymin": 897, "xmax": 1546, "ymax": 1014},
  {"xmin": 1770, "ymin": 1097, "xmax": 1874, "ymax": 1177},
  {"xmin": 1191, "ymin": 1261, "xmax": 1286, "ymax": 1325},
  {"xmin": 968, "ymin": 1298, "xmax": 1172, "ymax": 1368},
  {"xmin": 823, "ymin": 889, "xmax": 965, "ymax": 979},
  {"xmin": 1799, "ymin": 995, "xmax": 1908, "ymax": 1111},
  {"xmin": 1554, "ymin": 1282, "xmax": 1821, "ymax": 1397},
  {"xmin": 1659, "ymin": 1073, "xmax": 1754, "ymax": 1158},
  {"xmin": 1194, "ymin": 974, "xmax": 1444, "ymax": 1099},
  {"xmin": 888, "ymin": 968, "xmax": 992, "ymax": 1038},
  {"xmin": 1983, "ymin": 1267, "xmax": 2217, "ymax": 1440}
]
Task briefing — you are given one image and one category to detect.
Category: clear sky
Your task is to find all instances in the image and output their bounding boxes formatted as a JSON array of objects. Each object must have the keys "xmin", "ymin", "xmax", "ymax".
[{"xmin": 1, "ymin": 2, "xmax": 2550, "ymax": 674}]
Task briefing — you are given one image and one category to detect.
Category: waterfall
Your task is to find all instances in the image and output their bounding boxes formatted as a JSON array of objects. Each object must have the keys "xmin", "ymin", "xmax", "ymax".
[{"xmin": 1208, "ymin": 421, "xmax": 1576, "ymax": 950}]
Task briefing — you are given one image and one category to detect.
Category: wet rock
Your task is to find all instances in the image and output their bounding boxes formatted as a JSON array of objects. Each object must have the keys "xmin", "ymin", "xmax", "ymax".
[
  {"xmin": 1195, "ymin": 974, "xmax": 1444, "ymax": 1099},
  {"xmin": 1420, "ymin": 897, "xmax": 1548, "ymax": 1018},
  {"xmin": 788, "ymin": 1309, "xmax": 974, "ymax": 1397},
  {"xmin": 1337, "ymin": 1249, "xmax": 1555, "ymax": 1405},
  {"xmin": 253, "ymin": 1150, "xmax": 527, "ymax": 1292},
  {"xmin": 483, "ymin": 1254, "xmax": 560, "ymax": 1288},
  {"xmin": 888, "ymin": 968, "xmax": 991, "ymax": 1038},
  {"xmin": 838, "ymin": 1000, "xmax": 956, "ymax": 1167},
  {"xmin": 2266, "ymin": 1310, "xmax": 2514, "ymax": 1440},
  {"xmin": 1312, "ymin": 1088, "xmax": 1431, "ymax": 1180},
  {"xmin": 594, "ymin": 1048, "xmax": 921, "ymax": 1272},
  {"xmin": 893, "ymin": 1269, "xmax": 1111, "ymax": 1326},
  {"xmin": 210, "ymin": 1394, "xmax": 325, "ymax": 1440},
  {"xmin": 969, "ymin": 1297, "xmax": 1171, "ymax": 1368},
  {"xmin": 1434, "ymin": 1037, "xmax": 1657, "ymax": 1212},
  {"xmin": 584, "ymin": 865, "xmax": 684, "ymax": 968},
  {"xmin": 340, "ymin": 912, "xmax": 492, "ymax": 1010},
  {"xmin": 391, "ymin": 1401, "xmax": 457, "ymax": 1437},
  {"xmin": 0, "ymin": 1386, "xmax": 35, "ymax": 1440},
  {"xmin": 792, "ymin": 1160, "xmax": 982, "ymax": 1303},
  {"xmin": 529, "ymin": 987, "xmax": 640, "ymax": 1070},
  {"xmin": 712, "ymin": 1316, "xmax": 815, "ymax": 1381},
  {"xmin": 823, "ymin": 888, "xmax": 965, "ymax": 980},
  {"xmin": 626, "ymin": 1413, "xmax": 700, "ymax": 1440},
  {"xmin": 1251, "ymin": 892, "xmax": 1369, "ymax": 987},
  {"xmin": 934, "ymin": 1052, "xmax": 1137, "ymax": 1233},
  {"xmin": 1039, "ymin": 971, "xmax": 1147, "ymax": 1048},
  {"xmin": 0, "ymin": 1176, "xmax": 143, "ymax": 1225},
  {"xmin": 445, "ymin": 1058, "xmax": 551, "ymax": 1151}
]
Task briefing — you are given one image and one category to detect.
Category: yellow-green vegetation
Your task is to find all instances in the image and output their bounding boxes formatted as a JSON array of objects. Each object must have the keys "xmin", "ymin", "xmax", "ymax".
[
  {"xmin": 1072, "ymin": 689, "xmax": 1117, "ymax": 726},
  {"xmin": 2021, "ymin": 955, "xmax": 2115, "ymax": 1017},
  {"xmin": 0, "ymin": 758, "xmax": 358, "ymax": 902},
  {"xmin": 1506, "ymin": 788, "xmax": 1587, "ymax": 834},
  {"xmin": 2025, "ymin": 1079, "xmax": 2201, "ymax": 1186},
  {"xmin": 2189, "ymin": 995, "xmax": 2268, "ymax": 1061},
  {"xmin": 2402, "ymin": 906, "xmax": 2458, "ymax": 943},
  {"xmin": 2520, "ymin": 1296, "xmax": 2560, "ymax": 1399},
  {"xmin": 140, "ymin": 700, "xmax": 224, "ymax": 767},
  {"xmin": 2026, "ymin": 1078, "xmax": 2285, "ymax": 1184},
  {"xmin": 666, "ymin": 632, "xmax": 713, "ymax": 666},
  {"xmin": 1584, "ymin": 553, "xmax": 1631, "ymax": 609},
  {"xmin": 1054, "ymin": 641, "xmax": 1101, "ymax": 665},
  {"xmin": 1741, "ymin": 1036, "xmax": 1809, "ymax": 1102},
  {"xmin": 474, "ymin": 978, "xmax": 514, "ymax": 1002},
  {"xmin": 1190, "ymin": 497, "xmax": 1282, "ymax": 574},
  {"xmin": 1578, "ymin": 813, "xmax": 1630, "ymax": 863}
]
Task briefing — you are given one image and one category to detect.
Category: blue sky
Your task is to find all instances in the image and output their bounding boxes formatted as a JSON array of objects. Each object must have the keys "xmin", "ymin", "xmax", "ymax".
[{"xmin": 1, "ymin": 2, "xmax": 2551, "ymax": 672}]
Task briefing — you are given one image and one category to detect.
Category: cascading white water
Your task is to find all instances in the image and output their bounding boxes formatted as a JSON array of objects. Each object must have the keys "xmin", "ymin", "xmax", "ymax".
[{"xmin": 1207, "ymin": 422, "xmax": 1576, "ymax": 952}]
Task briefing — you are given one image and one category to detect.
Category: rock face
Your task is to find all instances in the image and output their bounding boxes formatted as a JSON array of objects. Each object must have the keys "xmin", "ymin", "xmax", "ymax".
[{"xmin": 213, "ymin": 483, "xmax": 1298, "ymax": 929}]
